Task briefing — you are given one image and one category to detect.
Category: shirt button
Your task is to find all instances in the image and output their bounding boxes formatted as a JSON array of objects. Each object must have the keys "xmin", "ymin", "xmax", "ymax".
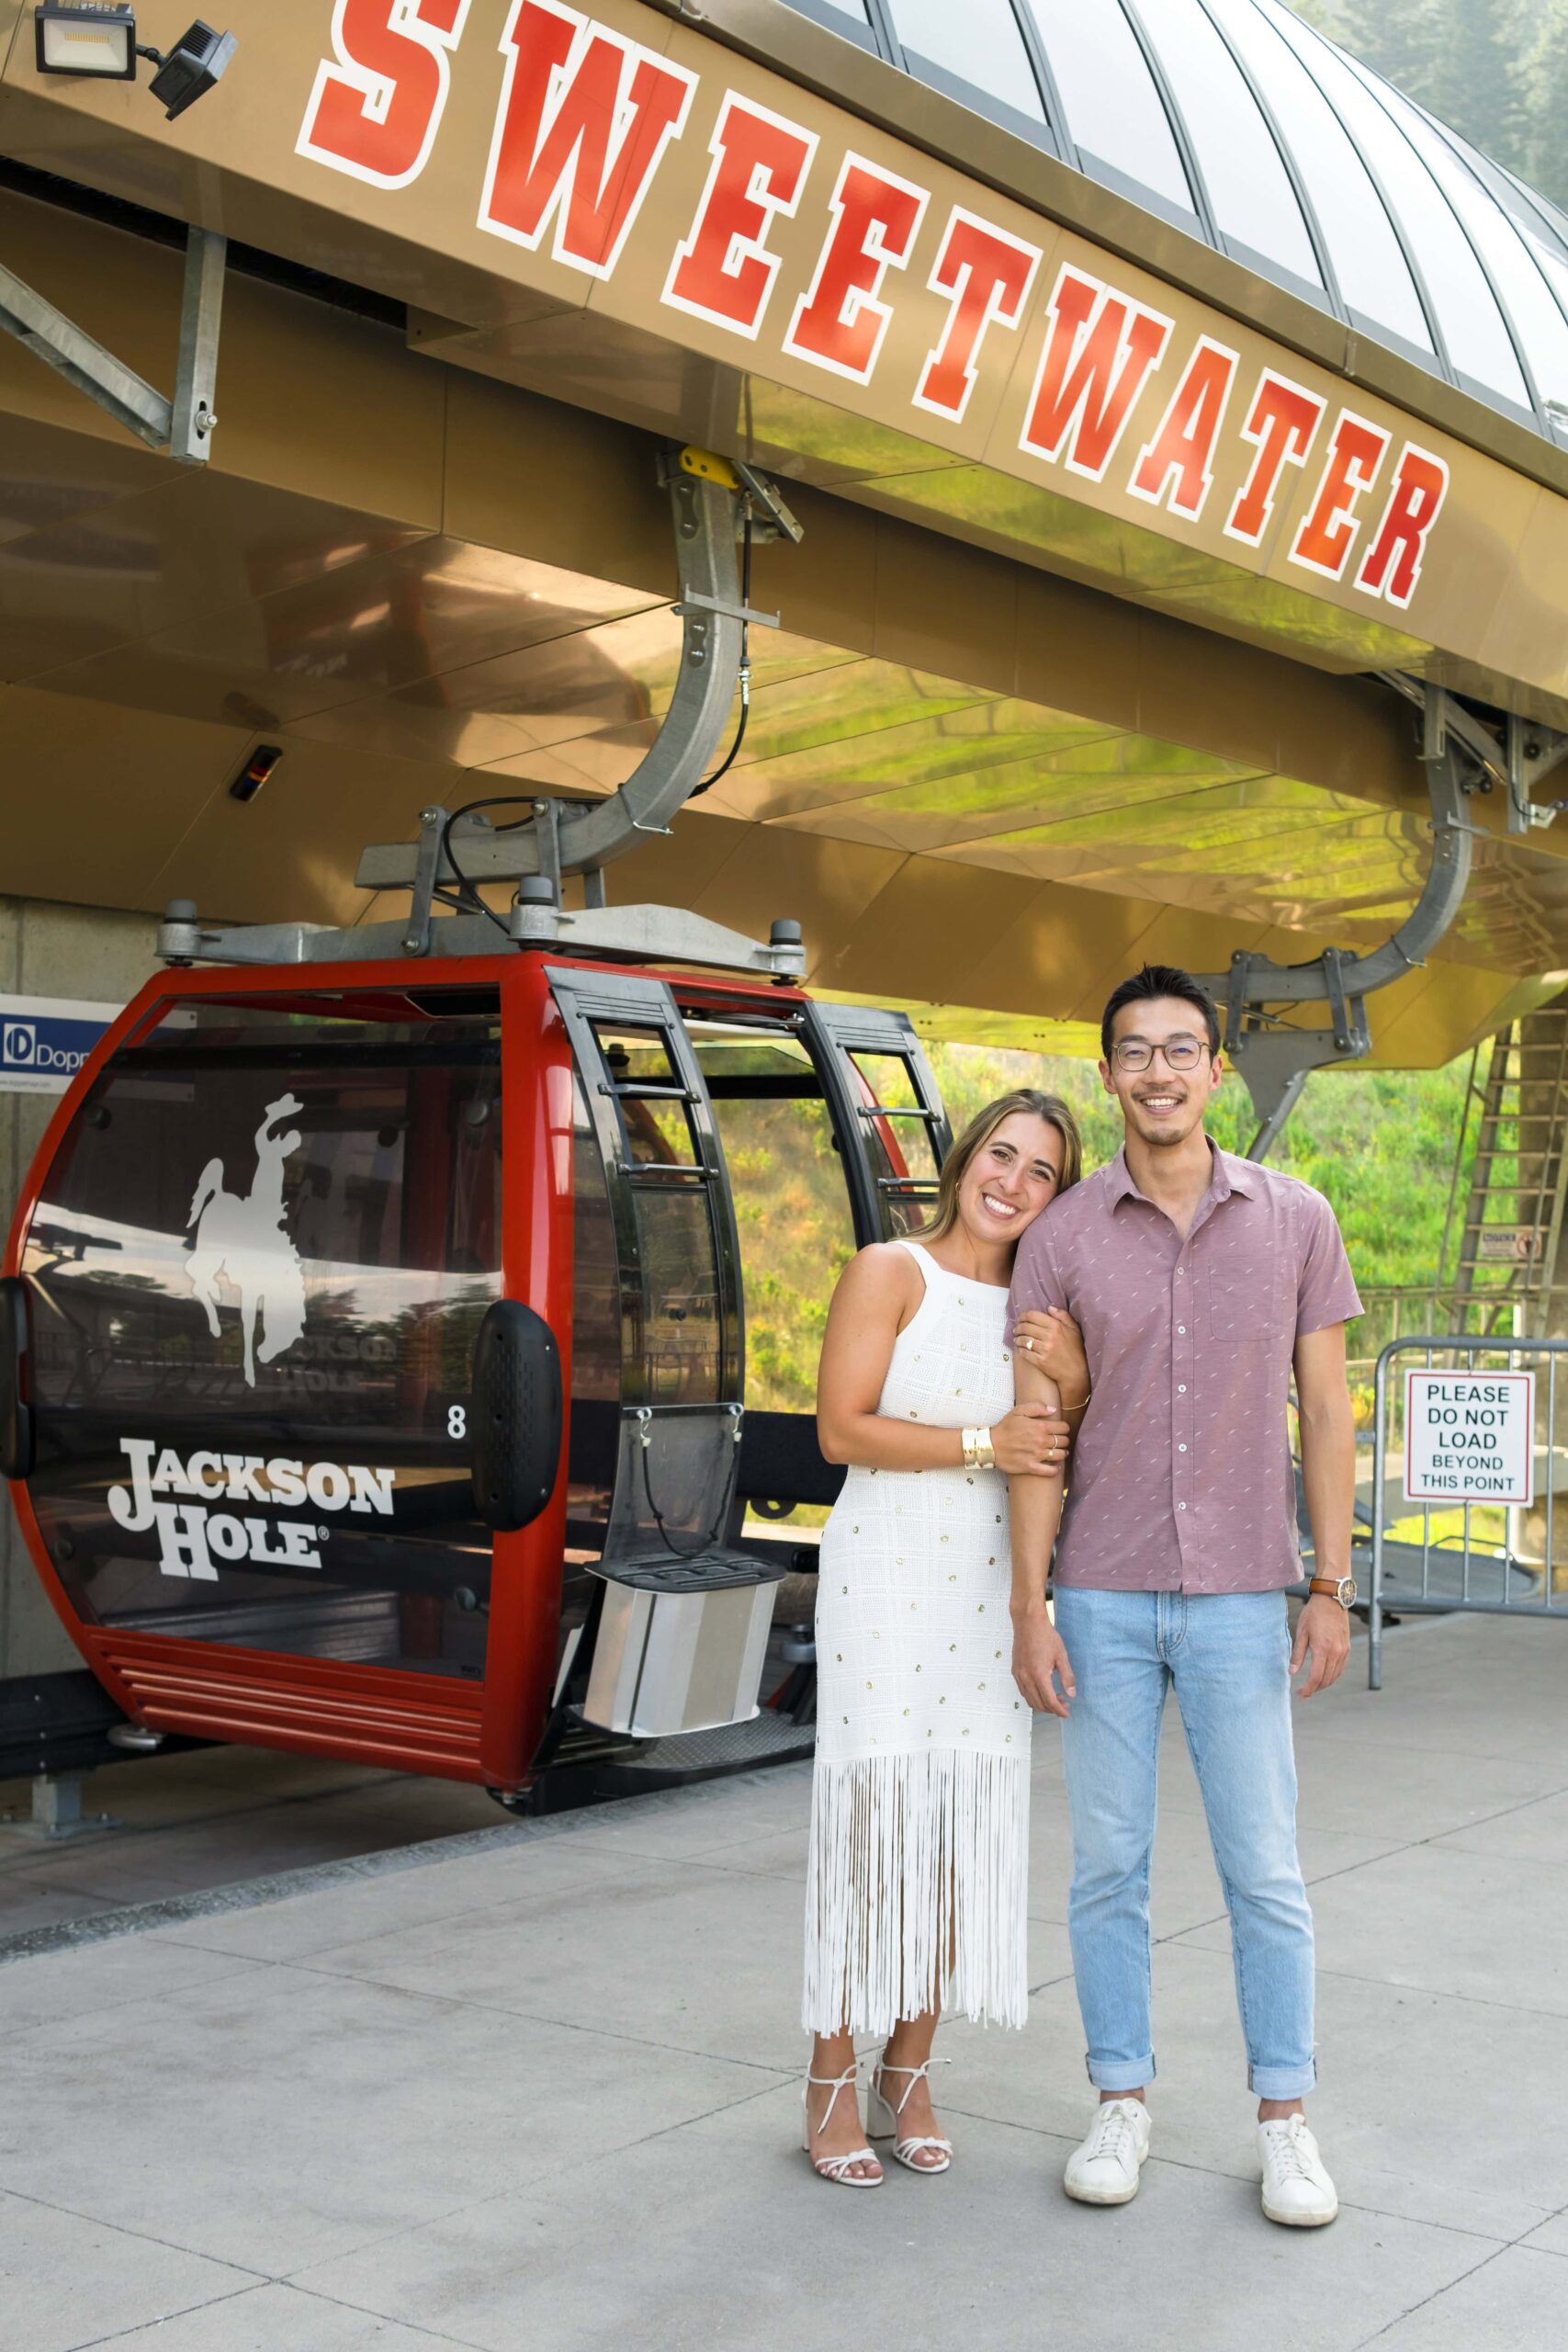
[
  {"xmin": 1177, "ymin": 1325, "xmax": 1186, "ymax": 1336},
  {"xmin": 1179, "ymin": 1443, "xmax": 1188, "ymax": 1453},
  {"xmin": 1178, "ymin": 1501, "xmax": 1188, "ymax": 1511},
  {"xmin": 1178, "ymin": 1384, "xmax": 1187, "ymax": 1394}
]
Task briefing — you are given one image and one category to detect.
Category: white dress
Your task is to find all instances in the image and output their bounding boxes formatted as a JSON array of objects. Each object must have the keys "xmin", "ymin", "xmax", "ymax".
[{"xmin": 804, "ymin": 1240, "xmax": 1030, "ymax": 2036}]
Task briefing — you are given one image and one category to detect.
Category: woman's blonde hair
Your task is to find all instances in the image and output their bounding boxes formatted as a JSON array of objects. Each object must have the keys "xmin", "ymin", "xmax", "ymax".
[{"xmin": 922, "ymin": 1088, "xmax": 1083, "ymax": 1244}]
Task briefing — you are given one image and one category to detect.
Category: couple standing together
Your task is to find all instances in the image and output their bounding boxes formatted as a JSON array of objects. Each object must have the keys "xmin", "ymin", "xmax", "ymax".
[{"xmin": 801, "ymin": 965, "xmax": 1360, "ymax": 2225}]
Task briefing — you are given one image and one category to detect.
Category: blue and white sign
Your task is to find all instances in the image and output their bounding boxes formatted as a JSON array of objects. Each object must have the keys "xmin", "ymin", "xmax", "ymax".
[{"xmin": 0, "ymin": 995, "xmax": 119, "ymax": 1095}]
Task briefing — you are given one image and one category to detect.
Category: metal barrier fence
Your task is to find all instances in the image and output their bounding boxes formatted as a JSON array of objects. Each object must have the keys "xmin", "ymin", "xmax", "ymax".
[{"xmin": 1369, "ymin": 1335, "xmax": 1568, "ymax": 1687}]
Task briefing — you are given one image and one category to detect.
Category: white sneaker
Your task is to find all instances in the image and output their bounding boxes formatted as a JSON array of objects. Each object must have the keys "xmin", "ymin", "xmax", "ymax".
[
  {"xmin": 1258, "ymin": 2115, "xmax": 1338, "ymax": 2226},
  {"xmin": 1063, "ymin": 2098, "xmax": 1151, "ymax": 2205}
]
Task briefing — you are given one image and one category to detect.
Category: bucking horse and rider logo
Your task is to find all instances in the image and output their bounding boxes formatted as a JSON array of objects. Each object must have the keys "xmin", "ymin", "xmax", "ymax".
[{"xmin": 186, "ymin": 1094, "xmax": 308, "ymax": 1385}]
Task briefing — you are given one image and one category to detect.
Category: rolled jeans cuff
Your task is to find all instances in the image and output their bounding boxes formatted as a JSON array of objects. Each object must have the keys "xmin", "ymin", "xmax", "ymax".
[
  {"xmin": 1087, "ymin": 2051, "xmax": 1156, "ymax": 2092},
  {"xmin": 1249, "ymin": 2059, "xmax": 1317, "ymax": 2099}
]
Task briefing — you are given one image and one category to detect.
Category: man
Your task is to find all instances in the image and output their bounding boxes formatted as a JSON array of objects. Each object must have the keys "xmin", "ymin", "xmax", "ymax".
[{"xmin": 1008, "ymin": 963, "xmax": 1359, "ymax": 2228}]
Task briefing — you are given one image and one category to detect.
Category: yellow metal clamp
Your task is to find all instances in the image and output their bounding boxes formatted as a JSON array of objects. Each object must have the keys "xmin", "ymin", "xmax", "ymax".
[{"xmin": 678, "ymin": 445, "xmax": 741, "ymax": 490}]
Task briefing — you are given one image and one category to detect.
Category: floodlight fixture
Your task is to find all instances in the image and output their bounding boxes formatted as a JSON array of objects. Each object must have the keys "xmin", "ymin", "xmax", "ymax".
[
  {"xmin": 143, "ymin": 19, "xmax": 236, "ymax": 120},
  {"xmin": 34, "ymin": 2, "xmax": 135, "ymax": 79},
  {"xmin": 33, "ymin": 7, "xmax": 235, "ymax": 119}
]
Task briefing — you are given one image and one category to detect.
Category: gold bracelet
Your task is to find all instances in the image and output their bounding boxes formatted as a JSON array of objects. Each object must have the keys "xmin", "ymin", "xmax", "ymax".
[
  {"xmin": 974, "ymin": 1426, "xmax": 997, "ymax": 1472},
  {"xmin": 1060, "ymin": 1387, "xmax": 1092, "ymax": 1414}
]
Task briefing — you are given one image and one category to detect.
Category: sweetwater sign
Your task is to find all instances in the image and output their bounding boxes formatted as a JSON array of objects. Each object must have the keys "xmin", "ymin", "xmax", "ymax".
[
  {"xmin": 293, "ymin": 0, "xmax": 1450, "ymax": 613},
  {"xmin": 1403, "ymin": 1371, "xmax": 1535, "ymax": 1506}
]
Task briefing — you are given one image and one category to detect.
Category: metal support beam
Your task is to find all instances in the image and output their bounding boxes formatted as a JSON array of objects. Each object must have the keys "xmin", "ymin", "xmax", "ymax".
[
  {"xmin": 0, "ymin": 226, "xmax": 224, "ymax": 464},
  {"xmin": 1201, "ymin": 683, "xmax": 1475, "ymax": 1159},
  {"xmin": 170, "ymin": 227, "xmax": 226, "ymax": 462},
  {"xmin": 356, "ymin": 449, "xmax": 799, "ymax": 897}
]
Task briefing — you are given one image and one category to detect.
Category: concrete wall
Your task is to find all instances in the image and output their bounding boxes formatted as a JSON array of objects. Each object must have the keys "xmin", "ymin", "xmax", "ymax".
[{"xmin": 0, "ymin": 896, "xmax": 160, "ymax": 1681}]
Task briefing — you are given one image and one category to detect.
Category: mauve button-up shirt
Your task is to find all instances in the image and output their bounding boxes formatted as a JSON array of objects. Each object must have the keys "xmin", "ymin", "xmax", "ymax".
[{"xmin": 1006, "ymin": 1143, "xmax": 1361, "ymax": 1594}]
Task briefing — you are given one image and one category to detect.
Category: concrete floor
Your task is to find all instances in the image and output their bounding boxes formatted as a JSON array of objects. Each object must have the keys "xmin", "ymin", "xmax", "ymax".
[
  {"xmin": 2, "ymin": 1611, "xmax": 1566, "ymax": 2351},
  {"xmin": 0, "ymin": 1746, "xmax": 505, "ymax": 1944}
]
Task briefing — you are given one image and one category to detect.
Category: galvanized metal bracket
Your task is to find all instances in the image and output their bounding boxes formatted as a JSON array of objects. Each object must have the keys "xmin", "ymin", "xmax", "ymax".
[
  {"xmin": 1506, "ymin": 710, "xmax": 1568, "ymax": 832},
  {"xmin": 1203, "ymin": 681, "xmax": 1475, "ymax": 1159},
  {"xmin": 0, "ymin": 226, "xmax": 224, "ymax": 464},
  {"xmin": 356, "ymin": 447, "xmax": 801, "ymax": 900},
  {"xmin": 155, "ymin": 869, "xmax": 807, "ymax": 978}
]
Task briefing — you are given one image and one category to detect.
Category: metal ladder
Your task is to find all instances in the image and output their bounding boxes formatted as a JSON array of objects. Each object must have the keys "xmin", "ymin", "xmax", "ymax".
[{"xmin": 1439, "ymin": 1001, "xmax": 1568, "ymax": 1333}]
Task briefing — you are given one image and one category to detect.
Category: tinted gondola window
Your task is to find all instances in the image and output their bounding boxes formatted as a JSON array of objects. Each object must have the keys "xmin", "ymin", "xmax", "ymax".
[
  {"xmin": 689, "ymin": 1022, "xmax": 857, "ymax": 1416},
  {"xmin": 22, "ymin": 995, "xmax": 503, "ymax": 1678}
]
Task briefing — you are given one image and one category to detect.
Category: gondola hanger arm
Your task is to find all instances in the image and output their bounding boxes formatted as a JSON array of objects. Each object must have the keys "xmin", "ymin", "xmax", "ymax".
[
  {"xmin": 355, "ymin": 447, "xmax": 801, "ymax": 899},
  {"xmin": 1198, "ymin": 680, "xmax": 1477, "ymax": 1161}
]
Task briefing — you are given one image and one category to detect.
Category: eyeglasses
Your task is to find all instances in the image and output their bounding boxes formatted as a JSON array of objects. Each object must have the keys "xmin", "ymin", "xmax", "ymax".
[{"xmin": 1111, "ymin": 1035, "xmax": 1210, "ymax": 1073}]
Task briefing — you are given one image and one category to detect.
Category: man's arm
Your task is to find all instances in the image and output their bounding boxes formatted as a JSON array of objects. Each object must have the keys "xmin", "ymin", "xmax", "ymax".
[
  {"xmin": 1292, "ymin": 1320, "xmax": 1355, "ymax": 1698},
  {"xmin": 1009, "ymin": 1348, "xmax": 1075, "ymax": 1717}
]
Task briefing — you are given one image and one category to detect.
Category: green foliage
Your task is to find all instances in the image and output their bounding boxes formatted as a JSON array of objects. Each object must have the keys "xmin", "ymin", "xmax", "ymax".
[
  {"xmin": 736, "ymin": 1038, "xmax": 1474, "ymax": 1413},
  {"xmin": 1291, "ymin": 0, "xmax": 1566, "ymax": 209},
  {"xmin": 926, "ymin": 1045, "xmax": 1472, "ymax": 1291}
]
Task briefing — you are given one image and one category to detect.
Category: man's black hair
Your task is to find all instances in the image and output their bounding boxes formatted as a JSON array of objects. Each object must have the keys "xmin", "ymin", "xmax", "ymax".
[{"xmin": 1100, "ymin": 964, "xmax": 1221, "ymax": 1063}]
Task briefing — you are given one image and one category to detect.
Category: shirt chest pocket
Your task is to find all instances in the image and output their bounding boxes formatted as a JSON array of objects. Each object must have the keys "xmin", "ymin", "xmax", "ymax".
[{"xmin": 1204, "ymin": 1260, "xmax": 1287, "ymax": 1352}]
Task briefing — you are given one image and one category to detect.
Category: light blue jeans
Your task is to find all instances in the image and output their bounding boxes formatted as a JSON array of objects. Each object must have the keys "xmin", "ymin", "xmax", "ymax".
[{"xmin": 1052, "ymin": 1587, "xmax": 1316, "ymax": 2100}]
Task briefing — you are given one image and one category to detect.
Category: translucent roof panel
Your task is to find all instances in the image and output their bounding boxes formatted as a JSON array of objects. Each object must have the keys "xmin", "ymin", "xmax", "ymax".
[
  {"xmin": 778, "ymin": 0, "xmax": 1568, "ymax": 438},
  {"xmin": 1201, "ymin": 0, "xmax": 1433, "ymax": 351},
  {"xmin": 1021, "ymin": 0, "xmax": 1197, "ymax": 222},
  {"xmin": 1382, "ymin": 94, "xmax": 1568, "ymax": 417},
  {"xmin": 1436, "ymin": 133, "xmax": 1568, "ymax": 407},
  {"xmin": 889, "ymin": 0, "xmax": 1049, "ymax": 133},
  {"xmin": 1259, "ymin": 3, "xmax": 1529, "ymax": 407},
  {"xmin": 779, "ymin": 0, "xmax": 875, "ymax": 44},
  {"xmin": 1130, "ymin": 0, "xmax": 1321, "ymax": 288}
]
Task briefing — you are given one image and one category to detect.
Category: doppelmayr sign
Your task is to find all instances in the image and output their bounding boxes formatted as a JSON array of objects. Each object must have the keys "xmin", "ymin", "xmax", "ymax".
[
  {"xmin": 296, "ymin": 0, "xmax": 1448, "ymax": 612},
  {"xmin": 0, "ymin": 996, "xmax": 118, "ymax": 1095}
]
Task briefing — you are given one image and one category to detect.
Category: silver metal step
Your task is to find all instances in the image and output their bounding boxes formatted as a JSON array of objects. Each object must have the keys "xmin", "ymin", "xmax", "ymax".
[{"xmin": 626, "ymin": 1711, "xmax": 813, "ymax": 1776}]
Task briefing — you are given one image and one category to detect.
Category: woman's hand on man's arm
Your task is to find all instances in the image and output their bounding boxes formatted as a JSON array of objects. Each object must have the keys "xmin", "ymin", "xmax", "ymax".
[
  {"xmin": 991, "ymin": 1403, "xmax": 1071, "ymax": 1476},
  {"xmin": 1012, "ymin": 1306, "xmax": 1089, "ymax": 1404}
]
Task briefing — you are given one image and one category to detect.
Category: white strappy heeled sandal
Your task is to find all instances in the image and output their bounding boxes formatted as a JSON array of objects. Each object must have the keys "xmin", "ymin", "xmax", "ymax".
[
  {"xmin": 866, "ymin": 2057, "xmax": 953, "ymax": 2174},
  {"xmin": 801, "ymin": 2062, "xmax": 883, "ymax": 2188}
]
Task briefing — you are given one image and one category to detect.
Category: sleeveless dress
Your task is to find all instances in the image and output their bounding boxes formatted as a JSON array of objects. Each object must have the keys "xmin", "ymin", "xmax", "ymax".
[{"xmin": 803, "ymin": 1240, "xmax": 1030, "ymax": 2036}]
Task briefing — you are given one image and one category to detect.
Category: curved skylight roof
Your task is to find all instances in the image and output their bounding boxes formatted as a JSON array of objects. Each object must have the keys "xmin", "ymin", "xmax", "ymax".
[{"xmin": 788, "ymin": 0, "xmax": 1568, "ymax": 442}]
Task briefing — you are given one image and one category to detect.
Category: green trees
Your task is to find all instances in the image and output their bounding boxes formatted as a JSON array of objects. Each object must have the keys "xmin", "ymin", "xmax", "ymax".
[
  {"xmin": 925, "ymin": 1042, "xmax": 1471, "ymax": 1290},
  {"xmin": 1289, "ymin": 0, "xmax": 1568, "ymax": 210}
]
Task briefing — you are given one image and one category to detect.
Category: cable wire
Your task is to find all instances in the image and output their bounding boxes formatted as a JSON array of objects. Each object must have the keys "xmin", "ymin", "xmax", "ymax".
[
  {"xmin": 439, "ymin": 796, "xmax": 537, "ymax": 937},
  {"xmin": 688, "ymin": 512, "xmax": 753, "ymax": 800}
]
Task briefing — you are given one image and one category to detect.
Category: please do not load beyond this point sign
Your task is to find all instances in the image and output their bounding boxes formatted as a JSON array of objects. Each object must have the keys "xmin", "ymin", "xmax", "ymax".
[{"xmin": 1404, "ymin": 1372, "xmax": 1535, "ymax": 1506}]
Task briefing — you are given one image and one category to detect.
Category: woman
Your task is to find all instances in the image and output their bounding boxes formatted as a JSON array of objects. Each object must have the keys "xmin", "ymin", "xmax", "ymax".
[{"xmin": 802, "ymin": 1089, "xmax": 1086, "ymax": 2186}]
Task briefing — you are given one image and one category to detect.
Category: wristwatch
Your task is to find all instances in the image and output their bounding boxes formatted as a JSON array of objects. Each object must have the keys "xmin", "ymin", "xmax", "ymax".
[{"xmin": 1308, "ymin": 1575, "xmax": 1358, "ymax": 1608}]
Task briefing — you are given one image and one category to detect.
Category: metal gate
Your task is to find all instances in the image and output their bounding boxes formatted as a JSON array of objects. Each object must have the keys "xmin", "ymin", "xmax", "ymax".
[{"xmin": 1369, "ymin": 1334, "xmax": 1568, "ymax": 1686}]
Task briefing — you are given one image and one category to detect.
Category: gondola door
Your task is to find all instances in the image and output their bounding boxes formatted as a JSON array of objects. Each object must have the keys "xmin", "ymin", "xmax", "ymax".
[
  {"xmin": 801, "ymin": 1004, "xmax": 953, "ymax": 1242},
  {"xmin": 548, "ymin": 967, "xmax": 781, "ymax": 1738}
]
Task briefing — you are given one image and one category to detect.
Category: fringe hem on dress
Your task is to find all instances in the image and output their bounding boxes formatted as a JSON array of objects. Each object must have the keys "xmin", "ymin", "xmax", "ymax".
[{"xmin": 802, "ymin": 1747, "xmax": 1030, "ymax": 2037}]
